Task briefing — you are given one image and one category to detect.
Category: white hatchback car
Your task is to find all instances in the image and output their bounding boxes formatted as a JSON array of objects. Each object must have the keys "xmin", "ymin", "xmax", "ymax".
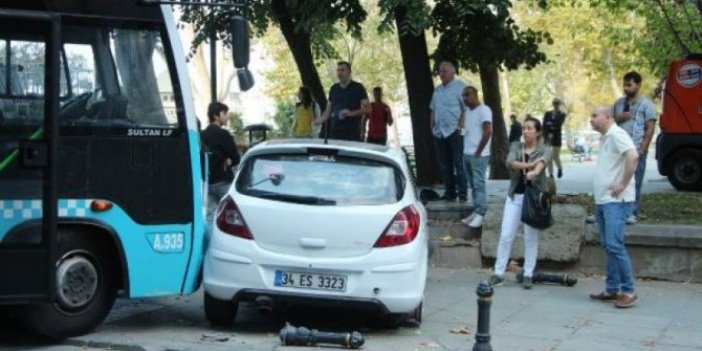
[{"xmin": 203, "ymin": 139, "xmax": 428, "ymax": 327}]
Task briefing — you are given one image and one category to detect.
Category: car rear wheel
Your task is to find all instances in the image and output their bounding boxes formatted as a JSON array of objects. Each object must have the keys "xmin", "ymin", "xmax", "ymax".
[
  {"xmin": 21, "ymin": 229, "xmax": 119, "ymax": 339},
  {"xmin": 204, "ymin": 293, "xmax": 238, "ymax": 326},
  {"xmin": 667, "ymin": 149, "xmax": 702, "ymax": 191}
]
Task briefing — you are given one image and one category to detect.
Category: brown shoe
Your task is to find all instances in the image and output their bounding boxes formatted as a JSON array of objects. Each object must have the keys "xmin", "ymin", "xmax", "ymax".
[
  {"xmin": 589, "ymin": 291, "xmax": 620, "ymax": 301},
  {"xmin": 615, "ymin": 293, "xmax": 639, "ymax": 308}
]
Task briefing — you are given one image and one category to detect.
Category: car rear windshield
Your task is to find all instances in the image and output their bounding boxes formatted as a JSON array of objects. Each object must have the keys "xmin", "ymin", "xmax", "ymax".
[{"xmin": 236, "ymin": 153, "xmax": 405, "ymax": 206}]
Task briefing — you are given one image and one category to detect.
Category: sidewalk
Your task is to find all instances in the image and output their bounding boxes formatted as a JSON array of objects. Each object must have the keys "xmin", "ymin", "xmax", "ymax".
[{"xmin": 12, "ymin": 268, "xmax": 701, "ymax": 351}]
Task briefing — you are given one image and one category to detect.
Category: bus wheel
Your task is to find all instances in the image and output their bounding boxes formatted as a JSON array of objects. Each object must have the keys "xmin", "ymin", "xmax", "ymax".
[
  {"xmin": 667, "ymin": 149, "xmax": 702, "ymax": 191},
  {"xmin": 22, "ymin": 229, "xmax": 119, "ymax": 339},
  {"xmin": 204, "ymin": 293, "xmax": 238, "ymax": 326}
]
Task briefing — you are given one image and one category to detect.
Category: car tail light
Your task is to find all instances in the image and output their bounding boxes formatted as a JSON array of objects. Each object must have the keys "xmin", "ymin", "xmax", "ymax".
[
  {"xmin": 374, "ymin": 205, "xmax": 420, "ymax": 248},
  {"xmin": 216, "ymin": 196, "xmax": 253, "ymax": 240}
]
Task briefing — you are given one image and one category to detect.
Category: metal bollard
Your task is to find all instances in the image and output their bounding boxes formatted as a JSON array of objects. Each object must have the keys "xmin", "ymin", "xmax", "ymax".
[
  {"xmin": 279, "ymin": 323, "xmax": 365, "ymax": 349},
  {"xmin": 516, "ymin": 269, "xmax": 578, "ymax": 287},
  {"xmin": 473, "ymin": 280, "xmax": 494, "ymax": 351}
]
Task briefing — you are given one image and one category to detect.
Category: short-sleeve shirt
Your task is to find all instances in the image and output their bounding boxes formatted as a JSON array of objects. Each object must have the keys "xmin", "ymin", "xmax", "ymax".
[
  {"xmin": 593, "ymin": 124, "xmax": 636, "ymax": 204},
  {"xmin": 430, "ymin": 79, "xmax": 466, "ymax": 138},
  {"xmin": 328, "ymin": 81, "xmax": 369, "ymax": 134},
  {"xmin": 613, "ymin": 96, "xmax": 657, "ymax": 149},
  {"xmin": 368, "ymin": 102, "xmax": 391, "ymax": 139},
  {"xmin": 463, "ymin": 104, "xmax": 492, "ymax": 156}
]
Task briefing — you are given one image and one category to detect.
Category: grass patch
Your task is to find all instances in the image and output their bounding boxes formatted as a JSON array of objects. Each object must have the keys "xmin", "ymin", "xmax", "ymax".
[{"xmin": 555, "ymin": 192, "xmax": 702, "ymax": 225}]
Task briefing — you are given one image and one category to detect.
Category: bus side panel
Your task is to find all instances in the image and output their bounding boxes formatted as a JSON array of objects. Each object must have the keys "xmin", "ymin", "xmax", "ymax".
[
  {"xmin": 162, "ymin": 6, "xmax": 207, "ymax": 295},
  {"xmin": 1, "ymin": 199, "xmax": 193, "ymax": 297}
]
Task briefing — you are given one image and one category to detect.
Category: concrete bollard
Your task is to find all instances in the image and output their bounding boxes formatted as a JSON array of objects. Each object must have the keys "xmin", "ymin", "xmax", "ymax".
[{"xmin": 473, "ymin": 280, "xmax": 494, "ymax": 351}]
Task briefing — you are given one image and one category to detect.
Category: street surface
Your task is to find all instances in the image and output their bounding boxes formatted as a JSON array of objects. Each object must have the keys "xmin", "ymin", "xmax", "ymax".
[{"xmin": 2, "ymin": 268, "xmax": 700, "ymax": 351}]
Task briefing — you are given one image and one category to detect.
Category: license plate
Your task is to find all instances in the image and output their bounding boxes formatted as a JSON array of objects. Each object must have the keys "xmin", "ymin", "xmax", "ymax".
[{"xmin": 274, "ymin": 271, "xmax": 347, "ymax": 292}]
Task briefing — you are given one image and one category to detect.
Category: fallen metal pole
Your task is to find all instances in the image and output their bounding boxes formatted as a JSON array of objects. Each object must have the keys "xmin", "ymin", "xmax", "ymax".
[{"xmin": 279, "ymin": 323, "xmax": 365, "ymax": 349}]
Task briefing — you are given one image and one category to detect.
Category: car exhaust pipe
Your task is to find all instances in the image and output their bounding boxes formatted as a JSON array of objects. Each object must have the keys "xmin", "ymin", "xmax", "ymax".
[{"xmin": 255, "ymin": 295, "xmax": 274, "ymax": 315}]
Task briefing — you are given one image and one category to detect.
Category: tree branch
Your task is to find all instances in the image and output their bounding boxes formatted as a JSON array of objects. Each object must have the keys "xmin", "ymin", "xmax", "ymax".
[{"xmin": 657, "ymin": 0, "xmax": 691, "ymax": 54}]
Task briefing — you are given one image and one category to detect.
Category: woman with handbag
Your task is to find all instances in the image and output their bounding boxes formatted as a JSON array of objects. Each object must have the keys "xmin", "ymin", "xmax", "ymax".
[{"xmin": 488, "ymin": 116, "xmax": 551, "ymax": 289}]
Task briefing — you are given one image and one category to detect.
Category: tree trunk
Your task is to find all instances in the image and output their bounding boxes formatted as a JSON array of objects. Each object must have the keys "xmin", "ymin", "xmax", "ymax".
[
  {"xmin": 395, "ymin": 5, "xmax": 441, "ymax": 186},
  {"xmin": 478, "ymin": 62, "xmax": 509, "ymax": 180},
  {"xmin": 270, "ymin": 0, "xmax": 327, "ymax": 112},
  {"xmin": 500, "ymin": 69, "xmax": 512, "ymax": 117}
]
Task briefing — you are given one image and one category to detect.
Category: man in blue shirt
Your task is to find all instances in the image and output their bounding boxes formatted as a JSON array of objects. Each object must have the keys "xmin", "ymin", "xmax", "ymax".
[
  {"xmin": 613, "ymin": 71, "xmax": 657, "ymax": 225},
  {"xmin": 430, "ymin": 61, "xmax": 467, "ymax": 202}
]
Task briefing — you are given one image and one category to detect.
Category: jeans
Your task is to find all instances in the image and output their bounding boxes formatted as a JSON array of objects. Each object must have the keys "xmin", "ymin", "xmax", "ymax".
[
  {"xmin": 596, "ymin": 202, "xmax": 635, "ymax": 294},
  {"xmin": 434, "ymin": 131, "xmax": 467, "ymax": 199},
  {"xmin": 494, "ymin": 195, "xmax": 540, "ymax": 277},
  {"xmin": 632, "ymin": 155, "xmax": 647, "ymax": 216},
  {"xmin": 207, "ymin": 181, "xmax": 231, "ymax": 225},
  {"xmin": 464, "ymin": 154, "xmax": 489, "ymax": 215}
]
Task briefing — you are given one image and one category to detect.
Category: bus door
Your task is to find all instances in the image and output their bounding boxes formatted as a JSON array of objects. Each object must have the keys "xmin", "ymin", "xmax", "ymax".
[{"xmin": 0, "ymin": 11, "xmax": 60, "ymax": 302}]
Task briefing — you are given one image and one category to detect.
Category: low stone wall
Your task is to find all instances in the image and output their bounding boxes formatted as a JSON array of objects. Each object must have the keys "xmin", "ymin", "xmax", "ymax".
[
  {"xmin": 479, "ymin": 201, "xmax": 587, "ymax": 263},
  {"xmin": 427, "ymin": 200, "xmax": 702, "ymax": 283}
]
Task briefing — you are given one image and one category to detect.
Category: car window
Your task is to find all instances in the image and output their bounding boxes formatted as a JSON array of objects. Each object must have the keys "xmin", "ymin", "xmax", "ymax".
[{"xmin": 236, "ymin": 153, "xmax": 405, "ymax": 206}]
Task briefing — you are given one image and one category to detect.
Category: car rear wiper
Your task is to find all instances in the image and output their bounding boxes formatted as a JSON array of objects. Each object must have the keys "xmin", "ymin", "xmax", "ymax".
[{"xmin": 246, "ymin": 189, "xmax": 336, "ymax": 205}]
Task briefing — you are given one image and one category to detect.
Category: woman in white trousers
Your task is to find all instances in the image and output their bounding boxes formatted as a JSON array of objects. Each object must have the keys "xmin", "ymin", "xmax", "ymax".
[{"xmin": 489, "ymin": 116, "xmax": 551, "ymax": 289}]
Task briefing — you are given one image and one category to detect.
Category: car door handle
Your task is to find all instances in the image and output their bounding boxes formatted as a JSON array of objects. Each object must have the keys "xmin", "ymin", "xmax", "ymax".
[{"xmin": 298, "ymin": 238, "xmax": 327, "ymax": 249}]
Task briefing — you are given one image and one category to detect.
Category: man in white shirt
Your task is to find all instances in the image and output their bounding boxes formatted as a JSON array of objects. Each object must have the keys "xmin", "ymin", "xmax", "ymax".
[
  {"xmin": 588, "ymin": 106, "xmax": 639, "ymax": 309},
  {"xmin": 460, "ymin": 86, "xmax": 492, "ymax": 228}
]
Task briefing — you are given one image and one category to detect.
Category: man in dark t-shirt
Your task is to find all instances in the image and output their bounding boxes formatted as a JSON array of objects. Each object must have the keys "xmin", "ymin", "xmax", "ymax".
[
  {"xmin": 318, "ymin": 61, "xmax": 370, "ymax": 141},
  {"xmin": 508, "ymin": 113, "xmax": 522, "ymax": 143},
  {"xmin": 201, "ymin": 102, "xmax": 240, "ymax": 224}
]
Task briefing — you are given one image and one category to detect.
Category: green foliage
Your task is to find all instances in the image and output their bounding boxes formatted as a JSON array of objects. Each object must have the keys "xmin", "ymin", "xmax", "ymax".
[
  {"xmin": 179, "ymin": 0, "xmax": 368, "ymax": 61},
  {"xmin": 377, "ymin": 0, "xmax": 433, "ymax": 36},
  {"xmin": 272, "ymin": 100, "xmax": 296, "ymax": 136},
  {"xmin": 431, "ymin": 0, "xmax": 552, "ymax": 73},
  {"xmin": 587, "ymin": 0, "xmax": 702, "ymax": 75},
  {"xmin": 228, "ymin": 111, "xmax": 245, "ymax": 138}
]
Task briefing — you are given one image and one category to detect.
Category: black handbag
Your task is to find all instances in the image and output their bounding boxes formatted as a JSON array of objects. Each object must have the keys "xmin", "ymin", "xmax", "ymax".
[
  {"xmin": 519, "ymin": 145, "xmax": 554, "ymax": 229},
  {"xmin": 521, "ymin": 182, "xmax": 554, "ymax": 229}
]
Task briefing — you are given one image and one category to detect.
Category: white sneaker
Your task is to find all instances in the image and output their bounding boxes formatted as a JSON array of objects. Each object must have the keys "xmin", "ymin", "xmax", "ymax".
[
  {"xmin": 626, "ymin": 215, "xmax": 637, "ymax": 225},
  {"xmin": 585, "ymin": 215, "xmax": 596, "ymax": 223},
  {"xmin": 461, "ymin": 213, "xmax": 476, "ymax": 226},
  {"xmin": 468, "ymin": 214, "xmax": 484, "ymax": 228}
]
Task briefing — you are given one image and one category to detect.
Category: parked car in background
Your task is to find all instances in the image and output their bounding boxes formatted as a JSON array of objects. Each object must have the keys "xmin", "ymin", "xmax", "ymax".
[{"xmin": 203, "ymin": 139, "xmax": 428, "ymax": 327}]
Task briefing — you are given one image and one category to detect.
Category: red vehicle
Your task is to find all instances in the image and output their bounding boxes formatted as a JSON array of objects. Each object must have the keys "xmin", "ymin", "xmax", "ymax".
[{"xmin": 656, "ymin": 54, "xmax": 702, "ymax": 191}]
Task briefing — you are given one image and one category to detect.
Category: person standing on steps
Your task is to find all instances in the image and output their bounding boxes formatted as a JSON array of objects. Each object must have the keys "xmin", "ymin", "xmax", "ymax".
[
  {"xmin": 488, "ymin": 116, "xmax": 550, "ymax": 290},
  {"xmin": 365, "ymin": 86, "xmax": 393, "ymax": 145},
  {"xmin": 430, "ymin": 61, "xmax": 468, "ymax": 203},
  {"xmin": 543, "ymin": 97, "xmax": 567, "ymax": 179},
  {"xmin": 613, "ymin": 71, "xmax": 657, "ymax": 225},
  {"xmin": 588, "ymin": 105, "xmax": 639, "ymax": 309},
  {"xmin": 460, "ymin": 86, "xmax": 492, "ymax": 229}
]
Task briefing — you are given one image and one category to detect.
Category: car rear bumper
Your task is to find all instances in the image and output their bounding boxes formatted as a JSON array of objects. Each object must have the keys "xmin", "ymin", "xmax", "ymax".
[{"xmin": 203, "ymin": 235, "xmax": 427, "ymax": 314}]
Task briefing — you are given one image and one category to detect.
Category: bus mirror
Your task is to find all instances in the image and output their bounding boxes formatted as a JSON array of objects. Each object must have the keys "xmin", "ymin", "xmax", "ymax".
[
  {"xmin": 230, "ymin": 15, "xmax": 250, "ymax": 69},
  {"xmin": 237, "ymin": 68, "xmax": 254, "ymax": 92}
]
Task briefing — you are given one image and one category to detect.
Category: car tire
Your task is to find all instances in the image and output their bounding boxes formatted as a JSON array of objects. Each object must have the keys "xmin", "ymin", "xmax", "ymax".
[
  {"xmin": 204, "ymin": 293, "xmax": 238, "ymax": 326},
  {"xmin": 21, "ymin": 229, "xmax": 119, "ymax": 339},
  {"xmin": 667, "ymin": 148, "xmax": 702, "ymax": 191}
]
